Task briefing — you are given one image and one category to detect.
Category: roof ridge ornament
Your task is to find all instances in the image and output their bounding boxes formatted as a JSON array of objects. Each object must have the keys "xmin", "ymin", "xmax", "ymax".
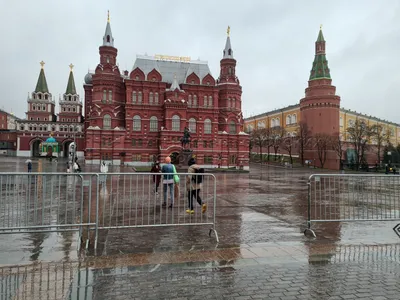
[
  {"xmin": 227, "ymin": 26, "xmax": 230, "ymax": 37},
  {"xmin": 107, "ymin": 10, "xmax": 110, "ymax": 23},
  {"xmin": 40, "ymin": 61, "xmax": 45, "ymax": 69},
  {"xmin": 69, "ymin": 63, "xmax": 74, "ymax": 71}
]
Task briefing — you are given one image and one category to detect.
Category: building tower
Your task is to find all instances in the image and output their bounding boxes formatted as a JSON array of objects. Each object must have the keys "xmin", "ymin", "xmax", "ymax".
[
  {"xmin": 217, "ymin": 26, "xmax": 243, "ymax": 133},
  {"xmin": 299, "ymin": 27, "xmax": 341, "ymax": 169},
  {"xmin": 26, "ymin": 61, "xmax": 56, "ymax": 122},
  {"xmin": 217, "ymin": 27, "xmax": 248, "ymax": 167},
  {"xmin": 84, "ymin": 11, "xmax": 126, "ymax": 164},
  {"xmin": 58, "ymin": 64, "xmax": 83, "ymax": 123}
]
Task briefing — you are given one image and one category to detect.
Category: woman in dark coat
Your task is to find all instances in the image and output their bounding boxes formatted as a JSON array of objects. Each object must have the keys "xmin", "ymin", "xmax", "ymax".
[{"xmin": 151, "ymin": 161, "xmax": 161, "ymax": 194}]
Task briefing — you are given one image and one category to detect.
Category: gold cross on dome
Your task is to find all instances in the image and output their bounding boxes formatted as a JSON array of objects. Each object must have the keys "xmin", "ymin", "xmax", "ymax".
[
  {"xmin": 40, "ymin": 61, "xmax": 45, "ymax": 68},
  {"xmin": 227, "ymin": 26, "xmax": 230, "ymax": 36},
  {"xmin": 69, "ymin": 63, "xmax": 74, "ymax": 71}
]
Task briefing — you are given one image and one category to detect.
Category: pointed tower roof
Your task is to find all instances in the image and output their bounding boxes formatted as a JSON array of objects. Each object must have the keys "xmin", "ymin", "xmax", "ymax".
[
  {"xmin": 65, "ymin": 64, "xmax": 77, "ymax": 94},
  {"xmin": 102, "ymin": 10, "xmax": 114, "ymax": 47},
  {"xmin": 223, "ymin": 26, "xmax": 234, "ymax": 59},
  {"xmin": 309, "ymin": 26, "xmax": 331, "ymax": 81},
  {"xmin": 35, "ymin": 61, "xmax": 49, "ymax": 93},
  {"xmin": 168, "ymin": 75, "xmax": 182, "ymax": 91}
]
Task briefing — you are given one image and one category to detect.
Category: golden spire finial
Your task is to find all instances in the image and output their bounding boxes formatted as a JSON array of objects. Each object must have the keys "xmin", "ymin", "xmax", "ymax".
[
  {"xmin": 107, "ymin": 10, "xmax": 110, "ymax": 23},
  {"xmin": 320, "ymin": 24, "xmax": 323, "ymax": 30},
  {"xmin": 227, "ymin": 26, "xmax": 230, "ymax": 37},
  {"xmin": 40, "ymin": 61, "xmax": 45, "ymax": 69},
  {"xmin": 69, "ymin": 63, "xmax": 74, "ymax": 71}
]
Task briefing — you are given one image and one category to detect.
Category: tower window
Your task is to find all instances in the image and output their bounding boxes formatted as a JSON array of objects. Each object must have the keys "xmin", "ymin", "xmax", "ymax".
[
  {"xmin": 155, "ymin": 92, "xmax": 159, "ymax": 104},
  {"xmin": 109, "ymin": 90, "xmax": 112, "ymax": 102},
  {"xmin": 138, "ymin": 91, "xmax": 142, "ymax": 103},
  {"xmin": 149, "ymin": 116, "xmax": 158, "ymax": 132},
  {"xmin": 107, "ymin": 35, "xmax": 110, "ymax": 43},
  {"xmin": 149, "ymin": 92, "xmax": 154, "ymax": 104},
  {"xmin": 102, "ymin": 90, "xmax": 107, "ymax": 103},
  {"xmin": 69, "ymin": 96, "xmax": 71, "ymax": 101},
  {"xmin": 172, "ymin": 115, "xmax": 180, "ymax": 132},
  {"xmin": 228, "ymin": 67, "xmax": 232, "ymax": 74},
  {"xmin": 132, "ymin": 91, "xmax": 137, "ymax": 103},
  {"xmin": 228, "ymin": 49, "xmax": 232, "ymax": 56},
  {"xmin": 208, "ymin": 96, "xmax": 213, "ymax": 107},
  {"xmin": 133, "ymin": 115, "xmax": 141, "ymax": 131},
  {"xmin": 103, "ymin": 114, "xmax": 111, "ymax": 129}
]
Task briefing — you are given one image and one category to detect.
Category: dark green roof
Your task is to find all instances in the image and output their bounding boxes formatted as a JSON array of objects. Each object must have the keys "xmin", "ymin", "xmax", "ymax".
[
  {"xmin": 317, "ymin": 29, "xmax": 325, "ymax": 42},
  {"xmin": 309, "ymin": 29, "xmax": 331, "ymax": 80},
  {"xmin": 34, "ymin": 68, "xmax": 49, "ymax": 93},
  {"xmin": 309, "ymin": 54, "xmax": 331, "ymax": 80},
  {"xmin": 65, "ymin": 70, "xmax": 76, "ymax": 94}
]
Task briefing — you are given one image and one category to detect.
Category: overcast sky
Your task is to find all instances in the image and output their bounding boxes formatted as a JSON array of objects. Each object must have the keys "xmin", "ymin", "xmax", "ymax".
[{"xmin": 2, "ymin": 0, "xmax": 400, "ymax": 123}]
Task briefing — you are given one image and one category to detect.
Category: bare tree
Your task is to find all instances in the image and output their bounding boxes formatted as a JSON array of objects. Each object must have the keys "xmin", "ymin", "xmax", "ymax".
[
  {"xmin": 370, "ymin": 124, "xmax": 386, "ymax": 165},
  {"xmin": 270, "ymin": 127, "xmax": 285, "ymax": 161},
  {"xmin": 250, "ymin": 128, "xmax": 269, "ymax": 162},
  {"xmin": 346, "ymin": 119, "xmax": 373, "ymax": 168},
  {"xmin": 332, "ymin": 132, "xmax": 344, "ymax": 169},
  {"xmin": 281, "ymin": 134, "xmax": 298, "ymax": 165},
  {"xmin": 314, "ymin": 133, "xmax": 332, "ymax": 169},
  {"xmin": 297, "ymin": 122, "xmax": 312, "ymax": 166}
]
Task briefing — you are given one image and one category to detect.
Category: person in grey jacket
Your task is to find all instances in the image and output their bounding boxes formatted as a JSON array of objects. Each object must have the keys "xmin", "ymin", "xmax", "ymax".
[{"xmin": 186, "ymin": 158, "xmax": 207, "ymax": 214}]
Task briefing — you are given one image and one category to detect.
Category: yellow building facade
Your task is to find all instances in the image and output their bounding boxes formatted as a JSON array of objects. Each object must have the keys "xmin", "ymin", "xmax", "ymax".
[{"xmin": 245, "ymin": 104, "xmax": 400, "ymax": 146}]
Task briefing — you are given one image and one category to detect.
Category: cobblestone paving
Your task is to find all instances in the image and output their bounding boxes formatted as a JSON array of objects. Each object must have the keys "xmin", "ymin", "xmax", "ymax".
[{"xmin": 91, "ymin": 260, "xmax": 400, "ymax": 300}]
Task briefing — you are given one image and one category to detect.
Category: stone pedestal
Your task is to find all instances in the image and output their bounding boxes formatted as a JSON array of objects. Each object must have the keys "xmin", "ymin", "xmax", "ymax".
[{"xmin": 178, "ymin": 149, "xmax": 193, "ymax": 169}]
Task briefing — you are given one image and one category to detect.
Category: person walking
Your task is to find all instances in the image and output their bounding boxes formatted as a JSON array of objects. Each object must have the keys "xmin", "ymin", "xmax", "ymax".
[
  {"xmin": 186, "ymin": 158, "xmax": 207, "ymax": 214},
  {"xmin": 161, "ymin": 156, "xmax": 174, "ymax": 208},
  {"xmin": 27, "ymin": 161, "xmax": 32, "ymax": 173},
  {"xmin": 151, "ymin": 161, "xmax": 161, "ymax": 194}
]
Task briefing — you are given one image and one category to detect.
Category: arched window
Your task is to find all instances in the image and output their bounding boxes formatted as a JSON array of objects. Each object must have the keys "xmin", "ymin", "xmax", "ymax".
[
  {"xmin": 172, "ymin": 115, "xmax": 180, "ymax": 131},
  {"xmin": 286, "ymin": 115, "xmax": 291, "ymax": 125},
  {"xmin": 188, "ymin": 95, "xmax": 192, "ymax": 107},
  {"xmin": 271, "ymin": 118, "xmax": 275, "ymax": 127},
  {"xmin": 189, "ymin": 118, "xmax": 196, "ymax": 133},
  {"xmin": 204, "ymin": 119, "xmax": 212, "ymax": 134},
  {"xmin": 232, "ymin": 98, "xmax": 236, "ymax": 108},
  {"xmin": 257, "ymin": 121, "xmax": 265, "ymax": 129},
  {"xmin": 193, "ymin": 95, "xmax": 197, "ymax": 106},
  {"xmin": 32, "ymin": 104, "xmax": 36, "ymax": 110},
  {"xmin": 227, "ymin": 98, "xmax": 231, "ymax": 108},
  {"xmin": 149, "ymin": 116, "xmax": 158, "ymax": 132},
  {"xmin": 103, "ymin": 90, "xmax": 107, "ymax": 102},
  {"xmin": 155, "ymin": 92, "xmax": 159, "ymax": 104},
  {"xmin": 132, "ymin": 91, "xmax": 137, "ymax": 103},
  {"xmin": 107, "ymin": 35, "xmax": 110, "ymax": 43},
  {"xmin": 103, "ymin": 114, "xmax": 111, "ymax": 129},
  {"xmin": 133, "ymin": 115, "xmax": 141, "ymax": 131},
  {"xmin": 228, "ymin": 67, "xmax": 232, "ymax": 74},
  {"xmin": 149, "ymin": 92, "xmax": 154, "ymax": 104},
  {"xmin": 203, "ymin": 95, "xmax": 208, "ymax": 107},
  {"xmin": 42, "ymin": 104, "xmax": 46, "ymax": 111},
  {"xmin": 229, "ymin": 121, "xmax": 236, "ymax": 134},
  {"xmin": 292, "ymin": 114, "xmax": 297, "ymax": 124},
  {"xmin": 208, "ymin": 96, "xmax": 213, "ymax": 107},
  {"xmin": 138, "ymin": 91, "xmax": 142, "ymax": 103}
]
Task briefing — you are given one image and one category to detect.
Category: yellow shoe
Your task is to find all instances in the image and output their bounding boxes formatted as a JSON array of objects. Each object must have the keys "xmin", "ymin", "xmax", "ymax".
[
  {"xmin": 186, "ymin": 209, "xmax": 194, "ymax": 214},
  {"xmin": 186, "ymin": 209, "xmax": 191, "ymax": 214},
  {"xmin": 202, "ymin": 204, "xmax": 207, "ymax": 213}
]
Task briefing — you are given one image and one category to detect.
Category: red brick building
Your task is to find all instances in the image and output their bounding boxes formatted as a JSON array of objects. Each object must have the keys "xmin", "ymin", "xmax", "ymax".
[
  {"xmin": 83, "ymin": 17, "xmax": 249, "ymax": 168},
  {"xmin": 0, "ymin": 109, "xmax": 18, "ymax": 155},
  {"xmin": 16, "ymin": 62, "xmax": 84, "ymax": 157}
]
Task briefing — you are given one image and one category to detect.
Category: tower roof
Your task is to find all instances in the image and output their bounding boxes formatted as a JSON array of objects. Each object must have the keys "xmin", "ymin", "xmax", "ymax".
[
  {"xmin": 65, "ymin": 64, "xmax": 77, "ymax": 94},
  {"xmin": 317, "ymin": 28, "xmax": 325, "ymax": 42},
  {"xmin": 223, "ymin": 26, "xmax": 234, "ymax": 59},
  {"xmin": 35, "ymin": 61, "xmax": 49, "ymax": 93},
  {"xmin": 309, "ymin": 27, "xmax": 331, "ymax": 81},
  {"xmin": 102, "ymin": 10, "xmax": 114, "ymax": 47}
]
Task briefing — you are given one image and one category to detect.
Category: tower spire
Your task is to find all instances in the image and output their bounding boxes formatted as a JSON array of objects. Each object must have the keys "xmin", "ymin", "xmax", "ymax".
[
  {"xmin": 35, "ymin": 61, "xmax": 49, "ymax": 93},
  {"xmin": 103, "ymin": 10, "xmax": 114, "ymax": 47},
  {"xmin": 309, "ymin": 26, "xmax": 330, "ymax": 80},
  {"xmin": 223, "ymin": 26, "xmax": 233, "ymax": 59},
  {"xmin": 66, "ymin": 63, "xmax": 77, "ymax": 94}
]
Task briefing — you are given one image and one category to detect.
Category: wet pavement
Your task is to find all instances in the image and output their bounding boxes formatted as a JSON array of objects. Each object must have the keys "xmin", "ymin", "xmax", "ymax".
[{"xmin": 0, "ymin": 157, "xmax": 400, "ymax": 299}]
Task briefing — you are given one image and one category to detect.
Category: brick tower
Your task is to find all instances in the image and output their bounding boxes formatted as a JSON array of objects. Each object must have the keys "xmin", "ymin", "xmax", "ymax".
[
  {"xmin": 217, "ymin": 26, "xmax": 247, "ymax": 168},
  {"xmin": 84, "ymin": 11, "xmax": 126, "ymax": 164},
  {"xmin": 26, "ymin": 61, "xmax": 56, "ymax": 122},
  {"xmin": 300, "ymin": 27, "xmax": 341, "ymax": 169}
]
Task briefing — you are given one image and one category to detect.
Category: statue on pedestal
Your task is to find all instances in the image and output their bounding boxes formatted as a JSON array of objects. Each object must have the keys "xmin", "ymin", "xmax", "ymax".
[{"xmin": 180, "ymin": 127, "xmax": 191, "ymax": 150}]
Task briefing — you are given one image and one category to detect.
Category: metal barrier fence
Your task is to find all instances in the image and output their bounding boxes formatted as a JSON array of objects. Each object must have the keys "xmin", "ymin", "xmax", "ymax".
[
  {"xmin": 304, "ymin": 174, "xmax": 400, "ymax": 237},
  {"xmin": 0, "ymin": 173, "xmax": 97, "ymax": 248},
  {"xmin": 94, "ymin": 172, "xmax": 218, "ymax": 247},
  {"xmin": 0, "ymin": 172, "xmax": 219, "ymax": 249}
]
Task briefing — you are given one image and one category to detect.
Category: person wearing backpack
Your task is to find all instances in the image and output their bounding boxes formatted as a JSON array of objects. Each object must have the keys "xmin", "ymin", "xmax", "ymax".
[
  {"xmin": 161, "ymin": 156, "xmax": 174, "ymax": 208},
  {"xmin": 186, "ymin": 158, "xmax": 207, "ymax": 214}
]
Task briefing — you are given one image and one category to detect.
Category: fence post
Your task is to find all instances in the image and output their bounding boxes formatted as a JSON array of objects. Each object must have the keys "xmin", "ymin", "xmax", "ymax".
[{"xmin": 304, "ymin": 175, "xmax": 316, "ymax": 237}]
